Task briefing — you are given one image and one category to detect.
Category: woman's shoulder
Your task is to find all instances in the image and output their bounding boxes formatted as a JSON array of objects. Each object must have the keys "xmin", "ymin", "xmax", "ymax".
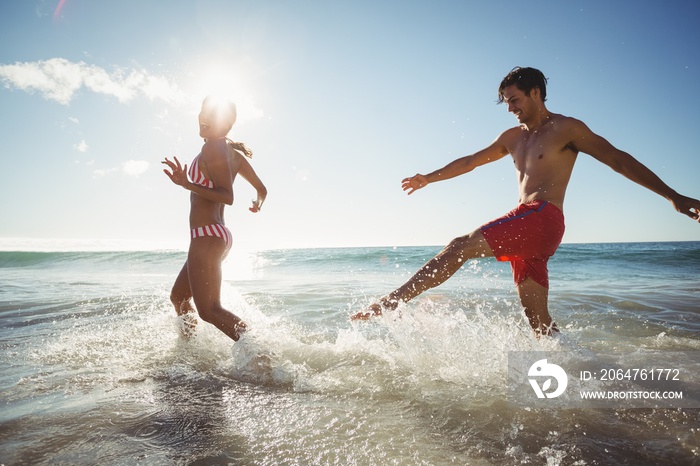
[
  {"xmin": 200, "ymin": 138, "xmax": 229, "ymax": 158},
  {"xmin": 197, "ymin": 140, "xmax": 235, "ymax": 175},
  {"xmin": 201, "ymin": 138, "xmax": 228, "ymax": 150}
]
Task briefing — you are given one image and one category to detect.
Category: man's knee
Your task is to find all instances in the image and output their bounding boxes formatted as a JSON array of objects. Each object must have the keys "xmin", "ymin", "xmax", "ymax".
[
  {"xmin": 446, "ymin": 233, "xmax": 470, "ymax": 253},
  {"xmin": 445, "ymin": 230, "xmax": 488, "ymax": 259}
]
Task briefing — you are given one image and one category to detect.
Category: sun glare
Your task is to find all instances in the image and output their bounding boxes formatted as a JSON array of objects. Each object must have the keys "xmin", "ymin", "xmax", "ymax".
[
  {"xmin": 191, "ymin": 62, "xmax": 264, "ymax": 124},
  {"xmin": 195, "ymin": 64, "xmax": 239, "ymax": 101}
]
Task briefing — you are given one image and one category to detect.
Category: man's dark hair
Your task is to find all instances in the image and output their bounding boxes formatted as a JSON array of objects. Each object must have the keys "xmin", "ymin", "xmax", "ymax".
[{"xmin": 497, "ymin": 67, "xmax": 548, "ymax": 103}]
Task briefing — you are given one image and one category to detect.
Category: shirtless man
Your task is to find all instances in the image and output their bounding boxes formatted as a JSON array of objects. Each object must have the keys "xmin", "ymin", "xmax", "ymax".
[{"xmin": 352, "ymin": 67, "xmax": 700, "ymax": 337}]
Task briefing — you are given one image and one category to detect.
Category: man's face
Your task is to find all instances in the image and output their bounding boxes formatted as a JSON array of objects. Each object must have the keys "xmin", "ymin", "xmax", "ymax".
[{"xmin": 501, "ymin": 85, "xmax": 535, "ymax": 123}]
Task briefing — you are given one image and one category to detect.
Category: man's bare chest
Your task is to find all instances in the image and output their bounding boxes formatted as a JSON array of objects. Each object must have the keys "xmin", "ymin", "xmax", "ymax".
[{"xmin": 511, "ymin": 130, "xmax": 576, "ymax": 167}]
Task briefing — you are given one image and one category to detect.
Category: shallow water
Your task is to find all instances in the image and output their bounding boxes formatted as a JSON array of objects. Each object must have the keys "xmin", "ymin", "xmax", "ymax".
[{"xmin": 1, "ymin": 243, "xmax": 699, "ymax": 465}]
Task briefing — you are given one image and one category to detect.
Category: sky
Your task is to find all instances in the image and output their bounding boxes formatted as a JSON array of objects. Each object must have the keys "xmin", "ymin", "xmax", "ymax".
[{"xmin": 0, "ymin": 0, "xmax": 699, "ymax": 251}]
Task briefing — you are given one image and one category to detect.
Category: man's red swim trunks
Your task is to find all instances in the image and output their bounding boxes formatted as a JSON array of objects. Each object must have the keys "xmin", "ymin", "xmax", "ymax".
[{"xmin": 480, "ymin": 200, "xmax": 565, "ymax": 289}]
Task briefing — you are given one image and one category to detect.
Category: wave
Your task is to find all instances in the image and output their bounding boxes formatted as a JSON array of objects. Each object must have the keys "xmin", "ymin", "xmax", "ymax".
[
  {"xmin": 1, "ymin": 241, "xmax": 697, "ymax": 268},
  {"xmin": 553, "ymin": 241, "xmax": 700, "ymax": 265},
  {"xmin": 232, "ymin": 242, "xmax": 700, "ymax": 278},
  {"xmin": 254, "ymin": 245, "xmax": 443, "ymax": 269},
  {"xmin": 0, "ymin": 250, "xmax": 185, "ymax": 269}
]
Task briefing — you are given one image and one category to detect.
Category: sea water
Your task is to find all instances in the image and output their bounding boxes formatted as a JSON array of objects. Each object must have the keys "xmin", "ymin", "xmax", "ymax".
[{"xmin": 1, "ymin": 242, "xmax": 699, "ymax": 465}]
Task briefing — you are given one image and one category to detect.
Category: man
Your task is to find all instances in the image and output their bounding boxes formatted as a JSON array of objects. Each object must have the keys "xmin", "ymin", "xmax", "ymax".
[{"xmin": 351, "ymin": 67, "xmax": 700, "ymax": 337}]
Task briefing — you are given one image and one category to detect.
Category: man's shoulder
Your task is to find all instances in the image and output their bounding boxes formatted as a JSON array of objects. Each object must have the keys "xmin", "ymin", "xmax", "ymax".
[
  {"xmin": 550, "ymin": 113, "xmax": 587, "ymax": 129},
  {"xmin": 499, "ymin": 125, "xmax": 524, "ymax": 138}
]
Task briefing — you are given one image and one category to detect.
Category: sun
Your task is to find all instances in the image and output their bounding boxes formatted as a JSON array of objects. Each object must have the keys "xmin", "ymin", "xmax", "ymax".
[
  {"xmin": 190, "ymin": 61, "xmax": 264, "ymax": 124},
  {"xmin": 194, "ymin": 63, "xmax": 241, "ymax": 102}
]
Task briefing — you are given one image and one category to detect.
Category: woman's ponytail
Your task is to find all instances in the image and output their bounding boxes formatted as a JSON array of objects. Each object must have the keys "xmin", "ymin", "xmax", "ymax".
[{"xmin": 226, "ymin": 138, "xmax": 253, "ymax": 158}]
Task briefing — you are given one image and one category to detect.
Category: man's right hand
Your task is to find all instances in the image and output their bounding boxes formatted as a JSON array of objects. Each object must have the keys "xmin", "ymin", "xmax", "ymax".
[
  {"xmin": 671, "ymin": 193, "xmax": 700, "ymax": 222},
  {"xmin": 402, "ymin": 174, "xmax": 429, "ymax": 195}
]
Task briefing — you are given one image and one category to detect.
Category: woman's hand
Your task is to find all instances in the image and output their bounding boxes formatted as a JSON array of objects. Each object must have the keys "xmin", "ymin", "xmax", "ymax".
[
  {"xmin": 249, "ymin": 194, "xmax": 265, "ymax": 213},
  {"xmin": 161, "ymin": 156, "xmax": 189, "ymax": 188}
]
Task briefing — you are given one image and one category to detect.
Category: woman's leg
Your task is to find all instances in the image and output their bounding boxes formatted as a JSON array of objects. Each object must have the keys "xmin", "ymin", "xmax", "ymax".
[
  {"xmin": 170, "ymin": 261, "xmax": 198, "ymax": 337},
  {"xmin": 171, "ymin": 262, "xmax": 193, "ymax": 314},
  {"xmin": 187, "ymin": 236, "xmax": 247, "ymax": 341}
]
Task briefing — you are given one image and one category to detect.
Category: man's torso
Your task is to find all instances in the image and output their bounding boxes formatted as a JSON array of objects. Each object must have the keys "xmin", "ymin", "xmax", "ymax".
[{"xmin": 502, "ymin": 114, "xmax": 579, "ymax": 209}]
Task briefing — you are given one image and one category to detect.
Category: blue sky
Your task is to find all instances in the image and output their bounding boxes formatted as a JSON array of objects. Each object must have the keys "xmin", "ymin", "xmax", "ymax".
[{"xmin": 1, "ymin": 0, "xmax": 699, "ymax": 251}]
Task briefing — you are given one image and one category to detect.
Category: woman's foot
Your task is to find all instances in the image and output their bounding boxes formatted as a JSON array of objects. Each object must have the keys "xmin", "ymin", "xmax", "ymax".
[{"xmin": 178, "ymin": 312, "xmax": 198, "ymax": 339}]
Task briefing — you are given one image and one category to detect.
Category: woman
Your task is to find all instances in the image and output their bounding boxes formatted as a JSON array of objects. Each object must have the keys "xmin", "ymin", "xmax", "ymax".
[{"xmin": 162, "ymin": 96, "xmax": 267, "ymax": 341}]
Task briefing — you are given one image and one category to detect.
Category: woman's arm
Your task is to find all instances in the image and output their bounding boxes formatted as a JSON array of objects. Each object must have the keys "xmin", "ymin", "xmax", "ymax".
[
  {"xmin": 161, "ymin": 141, "xmax": 234, "ymax": 205},
  {"xmin": 196, "ymin": 141, "xmax": 235, "ymax": 205},
  {"xmin": 237, "ymin": 156, "xmax": 267, "ymax": 212}
]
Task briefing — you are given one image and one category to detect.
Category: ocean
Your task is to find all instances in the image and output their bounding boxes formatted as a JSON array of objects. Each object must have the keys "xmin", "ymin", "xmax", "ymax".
[{"xmin": 1, "ymin": 242, "xmax": 699, "ymax": 465}]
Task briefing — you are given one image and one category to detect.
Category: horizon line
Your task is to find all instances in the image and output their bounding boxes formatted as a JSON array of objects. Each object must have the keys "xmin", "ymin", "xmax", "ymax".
[{"xmin": 0, "ymin": 237, "xmax": 698, "ymax": 253}]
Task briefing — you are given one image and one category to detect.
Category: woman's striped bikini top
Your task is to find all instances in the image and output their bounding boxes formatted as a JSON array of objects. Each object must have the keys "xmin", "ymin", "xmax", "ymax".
[{"xmin": 188, "ymin": 154, "xmax": 215, "ymax": 189}]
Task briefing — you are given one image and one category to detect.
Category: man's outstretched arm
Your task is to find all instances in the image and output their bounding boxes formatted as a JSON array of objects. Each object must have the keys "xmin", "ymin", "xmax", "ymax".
[
  {"xmin": 572, "ymin": 120, "xmax": 700, "ymax": 222},
  {"xmin": 402, "ymin": 133, "xmax": 511, "ymax": 195}
]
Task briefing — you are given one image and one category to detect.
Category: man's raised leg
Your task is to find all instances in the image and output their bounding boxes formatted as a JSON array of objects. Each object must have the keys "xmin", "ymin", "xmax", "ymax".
[{"xmin": 352, "ymin": 230, "xmax": 493, "ymax": 320}]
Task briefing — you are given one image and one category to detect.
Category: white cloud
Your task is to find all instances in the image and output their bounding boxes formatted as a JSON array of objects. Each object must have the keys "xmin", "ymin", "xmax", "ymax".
[
  {"xmin": 93, "ymin": 168, "xmax": 117, "ymax": 178},
  {"xmin": 92, "ymin": 160, "xmax": 149, "ymax": 179},
  {"xmin": 0, "ymin": 58, "xmax": 185, "ymax": 105},
  {"xmin": 34, "ymin": 0, "xmax": 53, "ymax": 18},
  {"xmin": 74, "ymin": 140, "xmax": 88, "ymax": 152},
  {"xmin": 0, "ymin": 58, "xmax": 266, "ymax": 124},
  {"xmin": 236, "ymin": 93, "xmax": 265, "ymax": 123},
  {"xmin": 122, "ymin": 160, "xmax": 149, "ymax": 177}
]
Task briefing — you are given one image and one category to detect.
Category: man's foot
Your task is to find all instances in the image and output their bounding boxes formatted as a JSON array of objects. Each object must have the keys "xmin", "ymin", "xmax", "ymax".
[
  {"xmin": 535, "ymin": 321, "xmax": 560, "ymax": 339},
  {"xmin": 232, "ymin": 320, "xmax": 248, "ymax": 341},
  {"xmin": 350, "ymin": 297, "xmax": 399, "ymax": 321}
]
